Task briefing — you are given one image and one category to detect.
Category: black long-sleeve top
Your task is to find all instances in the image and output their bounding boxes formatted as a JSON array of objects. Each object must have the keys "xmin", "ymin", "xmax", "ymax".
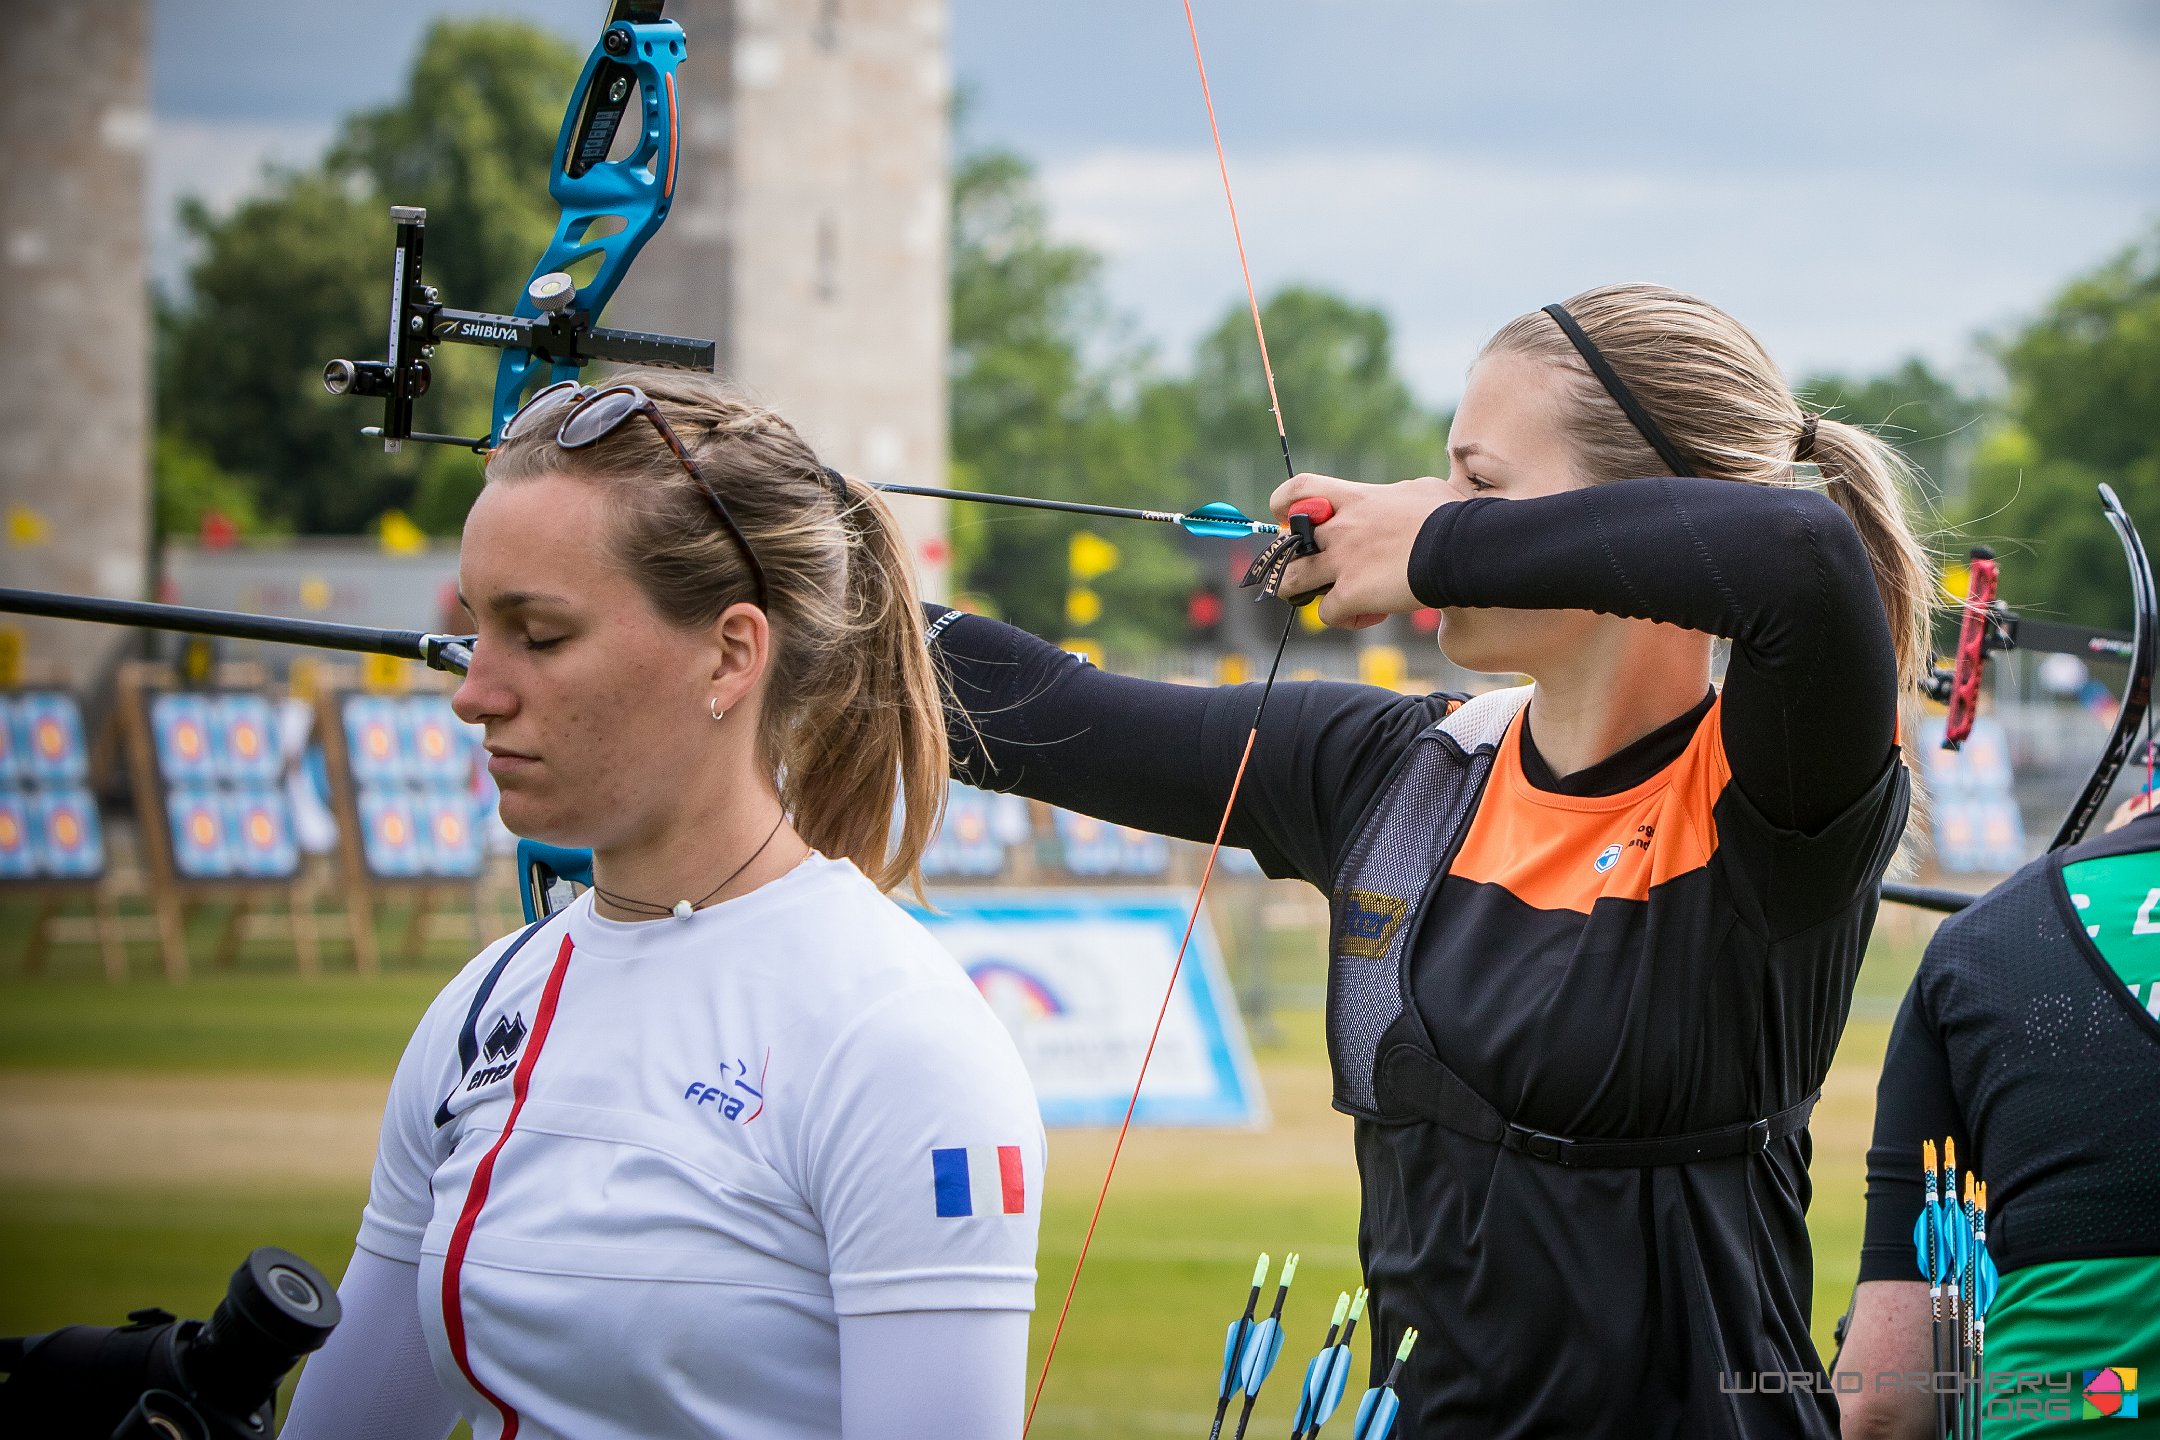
[{"xmin": 931, "ymin": 477, "xmax": 1910, "ymax": 1439}]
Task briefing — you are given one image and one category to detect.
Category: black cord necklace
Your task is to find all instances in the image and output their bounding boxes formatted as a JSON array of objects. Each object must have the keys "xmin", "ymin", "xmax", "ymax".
[{"xmin": 590, "ymin": 812, "xmax": 790, "ymax": 920}]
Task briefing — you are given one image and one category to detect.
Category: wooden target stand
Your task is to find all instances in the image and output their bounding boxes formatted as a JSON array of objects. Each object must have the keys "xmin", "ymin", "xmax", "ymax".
[
  {"xmin": 315, "ymin": 657, "xmax": 506, "ymax": 975},
  {"xmin": 115, "ymin": 661, "xmax": 343, "ymax": 981},
  {"xmin": 1, "ymin": 649, "xmax": 130, "ymax": 979}
]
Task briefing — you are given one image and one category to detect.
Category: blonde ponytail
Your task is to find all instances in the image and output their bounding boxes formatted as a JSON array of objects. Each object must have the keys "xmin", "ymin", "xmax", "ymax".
[
  {"xmin": 787, "ymin": 475, "xmax": 949, "ymax": 896},
  {"xmin": 1482, "ymin": 283, "xmax": 1935, "ymax": 697}
]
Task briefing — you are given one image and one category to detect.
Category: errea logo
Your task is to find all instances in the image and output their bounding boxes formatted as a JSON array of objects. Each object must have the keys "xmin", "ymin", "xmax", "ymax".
[
  {"xmin": 1594, "ymin": 844, "xmax": 1622, "ymax": 874},
  {"xmin": 463, "ymin": 1011, "xmax": 528, "ymax": 1092}
]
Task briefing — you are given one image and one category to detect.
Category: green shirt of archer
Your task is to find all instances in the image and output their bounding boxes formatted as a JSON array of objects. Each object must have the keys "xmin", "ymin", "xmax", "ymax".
[
  {"xmin": 2064, "ymin": 848, "xmax": 2160, "ymax": 1019},
  {"xmin": 1979, "ymin": 849, "xmax": 2160, "ymax": 1436}
]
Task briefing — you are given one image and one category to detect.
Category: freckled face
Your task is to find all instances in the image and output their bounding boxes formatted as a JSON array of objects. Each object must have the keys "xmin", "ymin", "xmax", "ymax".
[
  {"xmin": 1432, "ymin": 352, "xmax": 1603, "ymax": 674},
  {"xmin": 451, "ymin": 475, "xmax": 727, "ymax": 849}
]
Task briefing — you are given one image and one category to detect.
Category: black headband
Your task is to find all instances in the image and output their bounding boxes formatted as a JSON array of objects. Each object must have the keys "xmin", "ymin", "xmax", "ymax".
[{"xmin": 1541, "ymin": 303, "xmax": 1697, "ymax": 479}]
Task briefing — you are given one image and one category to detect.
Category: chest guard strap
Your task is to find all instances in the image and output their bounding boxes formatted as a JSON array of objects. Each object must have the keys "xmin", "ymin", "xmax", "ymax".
[{"xmin": 1381, "ymin": 1042, "xmax": 1818, "ymax": 1167}]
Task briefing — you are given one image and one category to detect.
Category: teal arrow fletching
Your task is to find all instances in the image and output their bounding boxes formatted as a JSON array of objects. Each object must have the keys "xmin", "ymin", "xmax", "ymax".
[
  {"xmin": 1912, "ymin": 1205, "xmax": 1948, "ymax": 1283},
  {"xmin": 1975, "ymin": 1242, "xmax": 1999, "ymax": 1313},
  {"xmin": 1293, "ymin": 1344, "xmax": 1353, "ymax": 1434},
  {"xmin": 1183, "ymin": 501, "xmax": 1271, "ymax": 538},
  {"xmin": 1220, "ymin": 1314, "xmax": 1252, "ymax": 1398},
  {"xmin": 1936, "ymin": 1197, "xmax": 1970, "ymax": 1273},
  {"xmin": 1351, "ymin": 1386, "xmax": 1399, "ymax": 1440},
  {"xmin": 1236, "ymin": 1314, "xmax": 1286, "ymax": 1394}
]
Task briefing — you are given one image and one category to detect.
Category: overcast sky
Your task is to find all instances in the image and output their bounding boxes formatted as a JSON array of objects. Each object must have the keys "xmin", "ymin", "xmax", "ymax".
[{"xmin": 153, "ymin": 0, "xmax": 2159, "ymax": 405}]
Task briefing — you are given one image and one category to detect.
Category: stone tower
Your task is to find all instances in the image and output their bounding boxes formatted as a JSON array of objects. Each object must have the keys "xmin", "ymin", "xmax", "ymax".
[
  {"xmin": 610, "ymin": 0, "xmax": 951, "ymax": 598},
  {"xmin": 0, "ymin": 0, "xmax": 152, "ymax": 682}
]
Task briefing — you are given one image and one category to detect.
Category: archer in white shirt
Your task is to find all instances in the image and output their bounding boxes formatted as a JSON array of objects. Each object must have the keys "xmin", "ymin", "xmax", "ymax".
[{"xmin": 285, "ymin": 371, "xmax": 1043, "ymax": 1438}]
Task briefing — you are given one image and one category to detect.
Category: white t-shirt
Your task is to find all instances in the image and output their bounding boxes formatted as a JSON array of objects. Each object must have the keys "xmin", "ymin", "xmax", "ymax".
[{"xmin": 356, "ymin": 855, "xmax": 1045, "ymax": 1440}]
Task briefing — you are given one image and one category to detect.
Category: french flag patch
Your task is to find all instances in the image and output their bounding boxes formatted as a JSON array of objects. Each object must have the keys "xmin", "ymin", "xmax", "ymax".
[{"xmin": 931, "ymin": 1145, "xmax": 1026, "ymax": 1218}]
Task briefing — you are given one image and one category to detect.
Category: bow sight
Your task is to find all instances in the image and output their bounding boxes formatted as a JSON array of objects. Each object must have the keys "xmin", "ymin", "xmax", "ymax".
[{"xmin": 323, "ymin": 0, "xmax": 715, "ymax": 452}]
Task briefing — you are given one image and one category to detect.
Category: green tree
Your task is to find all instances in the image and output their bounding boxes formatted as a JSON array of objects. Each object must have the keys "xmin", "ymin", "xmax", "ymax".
[
  {"xmin": 948, "ymin": 149, "xmax": 1198, "ymax": 652},
  {"xmin": 1182, "ymin": 286, "xmax": 1450, "ymax": 518},
  {"xmin": 157, "ymin": 19, "xmax": 580, "ymax": 538},
  {"xmin": 1798, "ymin": 357, "xmax": 1989, "ymax": 504},
  {"xmin": 1963, "ymin": 230, "xmax": 2160, "ymax": 631}
]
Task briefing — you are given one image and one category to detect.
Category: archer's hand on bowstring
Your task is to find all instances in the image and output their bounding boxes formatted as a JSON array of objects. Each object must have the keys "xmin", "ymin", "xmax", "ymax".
[{"xmin": 1269, "ymin": 472, "xmax": 1454, "ymax": 630}]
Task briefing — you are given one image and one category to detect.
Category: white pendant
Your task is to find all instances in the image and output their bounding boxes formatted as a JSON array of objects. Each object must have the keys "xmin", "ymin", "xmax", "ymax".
[{"xmin": 672, "ymin": 900, "xmax": 694, "ymax": 920}]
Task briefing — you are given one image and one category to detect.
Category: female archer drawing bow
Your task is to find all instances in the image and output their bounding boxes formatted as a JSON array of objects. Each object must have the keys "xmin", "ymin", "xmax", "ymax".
[{"xmin": 925, "ymin": 283, "xmax": 1932, "ymax": 1439}]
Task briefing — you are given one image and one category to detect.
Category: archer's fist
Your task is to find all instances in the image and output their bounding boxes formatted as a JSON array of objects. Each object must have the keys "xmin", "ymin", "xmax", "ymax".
[{"xmin": 1270, "ymin": 473, "xmax": 1451, "ymax": 630}]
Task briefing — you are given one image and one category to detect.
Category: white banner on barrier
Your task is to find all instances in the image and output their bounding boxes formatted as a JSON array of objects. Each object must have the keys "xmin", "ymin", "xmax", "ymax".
[{"xmin": 909, "ymin": 888, "xmax": 1269, "ymax": 1129}]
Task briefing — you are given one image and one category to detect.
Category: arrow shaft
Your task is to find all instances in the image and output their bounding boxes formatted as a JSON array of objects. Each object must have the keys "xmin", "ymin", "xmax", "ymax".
[
  {"xmin": 0, "ymin": 586, "xmax": 436, "ymax": 663},
  {"xmin": 873, "ymin": 481, "xmax": 1278, "ymax": 535}
]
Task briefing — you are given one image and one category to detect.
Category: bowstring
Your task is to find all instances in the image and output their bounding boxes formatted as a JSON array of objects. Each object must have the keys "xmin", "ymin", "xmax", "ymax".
[{"xmin": 1022, "ymin": 3, "xmax": 1302, "ymax": 1429}]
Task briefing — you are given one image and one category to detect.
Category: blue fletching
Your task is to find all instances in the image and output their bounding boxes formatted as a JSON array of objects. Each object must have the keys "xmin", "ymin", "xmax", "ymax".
[
  {"xmin": 1220, "ymin": 1316, "xmax": 1250, "ymax": 1398},
  {"xmin": 1352, "ymin": 1386, "xmax": 1400, "ymax": 1440},
  {"xmin": 1236, "ymin": 1315, "xmax": 1286, "ymax": 1394},
  {"xmin": 1936, "ymin": 1197, "xmax": 1971, "ymax": 1273},
  {"xmin": 1183, "ymin": 501, "xmax": 1267, "ymax": 538},
  {"xmin": 1911, "ymin": 1205, "xmax": 1949, "ymax": 1282},
  {"xmin": 1975, "ymin": 1243, "xmax": 2000, "ymax": 1313},
  {"xmin": 1294, "ymin": 1345, "xmax": 1354, "ymax": 1432}
]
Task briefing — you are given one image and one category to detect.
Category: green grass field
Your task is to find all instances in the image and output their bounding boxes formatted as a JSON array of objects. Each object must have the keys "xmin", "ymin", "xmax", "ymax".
[{"xmin": 0, "ymin": 909, "xmax": 1934, "ymax": 1436}]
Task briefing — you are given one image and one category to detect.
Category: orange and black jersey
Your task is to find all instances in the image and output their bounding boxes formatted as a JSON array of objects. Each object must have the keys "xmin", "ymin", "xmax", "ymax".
[{"xmin": 930, "ymin": 477, "xmax": 1908, "ymax": 1439}]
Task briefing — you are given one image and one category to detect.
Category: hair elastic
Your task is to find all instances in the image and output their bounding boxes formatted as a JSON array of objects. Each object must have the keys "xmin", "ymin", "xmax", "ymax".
[
  {"xmin": 822, "ymin": 466, "xmax": 849, "ymax": 510},
  {"xmin": 1541, "ymin": 303, "xmax": 1698, "ymax": 479},
  {"xmin": 1794, "ymin": 414, "xmax": 1819, "ymax": 463}
]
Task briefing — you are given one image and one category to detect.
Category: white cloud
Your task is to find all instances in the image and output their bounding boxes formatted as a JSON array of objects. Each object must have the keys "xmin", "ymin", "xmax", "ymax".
[
  {"xmin": 1040, "ymin": 145, "xmax": 2156, "ymax": 405},
  {"xmin": 150, "ymin": 117, "xmax": 334, "ymax": 292}
]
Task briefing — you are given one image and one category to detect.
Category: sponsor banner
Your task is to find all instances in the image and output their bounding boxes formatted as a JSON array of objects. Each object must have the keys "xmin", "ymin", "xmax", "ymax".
[{"xmin": 910, "ymin": 888, "xmax": 1266, "ymax": 1129}]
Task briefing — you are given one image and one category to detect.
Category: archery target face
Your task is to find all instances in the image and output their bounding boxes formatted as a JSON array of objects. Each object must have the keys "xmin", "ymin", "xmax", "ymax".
[
  {"xmin": 18, "ymin": 695, "xmax": 88, "ymax": 783},
  {"xmin": 405, "ymin": 698, "xmax": 472, "ymax": 787},
  {"xmin": 153, "ymin": 695, "xmax": 219, "ymax": 786},
  {"xmin": 360, "ymin": 793, "xmax": 428, "ymax": 877},
  {"xmin": 921, "ymin": 784, "xmax": 1010, "ymax": 879},
  {"xmin": 229, "ymin": 791, "xmax": 297, "ymax": 878},
  {"xmin": 345, "ymin": 697, "xmax": 407, "ymax": 787},
  {"xmin": 169, "ymin": 788, "xmax": 235, "ymax": 878},
  {"xmin": 0, "ymin": 797, "xmax": 33, "ymax": 878},
  {"xmin": 215, "ymin": 696, "xmax": 281, "ymax": 785},
  {"xmin": 422, "ymin": 796, "xmax": 482, "ymax": 877},
  {"xmin": 34, "ymin": 790, "xmax": 103, "ymax": 878}
]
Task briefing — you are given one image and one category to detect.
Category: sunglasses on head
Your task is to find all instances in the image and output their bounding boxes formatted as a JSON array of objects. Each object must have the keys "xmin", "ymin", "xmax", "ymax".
[{"xmin": 499, "ymin": 380, "xmax": 771, "ymax": 610}]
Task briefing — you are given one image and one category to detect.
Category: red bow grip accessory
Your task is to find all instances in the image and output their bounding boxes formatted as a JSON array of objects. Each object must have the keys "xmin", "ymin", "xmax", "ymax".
[
  {"xmin": 1279, "ymin": 498, "xmax": 1336, "ymax": 607},
  {"xmin": 1943, "ymin": 545, "xmax": 1997, "ymax": 751},
  {"xmin": 1287, "ymin": 496, "xmax": 1335, "ymax": 537}
]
